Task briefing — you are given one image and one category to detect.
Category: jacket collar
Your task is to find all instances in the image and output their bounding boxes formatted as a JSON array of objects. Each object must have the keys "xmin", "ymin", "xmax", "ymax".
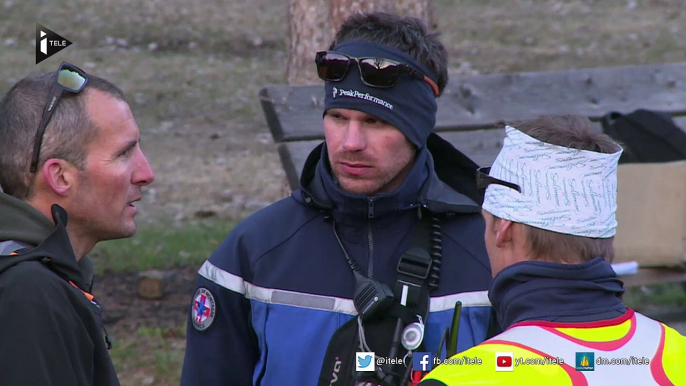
[
  {"xmin": 0, "ymin": 191, "xmax": 55, "ymax": 246},
  {"xmin": 489, "ymin": 257, "xmax": 627, "ymax": 330},
  {"xmin": 295, "ymin": 133, "xmax": 482, "ymax": 219},
  {"xmin": 0, "ymin": 200, "xmax": 91, "ymax": 291}
]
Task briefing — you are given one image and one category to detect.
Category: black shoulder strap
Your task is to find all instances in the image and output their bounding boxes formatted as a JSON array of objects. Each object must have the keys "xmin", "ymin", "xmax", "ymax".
[
  {"xmin": 393, "ymin": 209, "xmax": 438, "ymax": 321},
  {"xmin": 0, "ymin": 240, "xmax": 29, "ymax": 255},
  {"xmin": 318, "ymin": 211, "xmax": 443, "ymax": 386},
  {"xmin": 0, "ymin": 241, "xmax": 39, "ymax": 275}
]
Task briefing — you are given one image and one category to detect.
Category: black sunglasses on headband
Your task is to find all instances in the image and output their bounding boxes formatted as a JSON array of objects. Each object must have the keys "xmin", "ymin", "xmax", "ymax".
[
  {"xmin": 30, "ymin": 62, "xmax": 89, "ymax": 173},
  {"xmin": 476, "ymin": 166, "xmax": 522, "ymax": 195},
  {"xmin": 315, "ymin": 51, "xmax": 440, "ymax": 97}
]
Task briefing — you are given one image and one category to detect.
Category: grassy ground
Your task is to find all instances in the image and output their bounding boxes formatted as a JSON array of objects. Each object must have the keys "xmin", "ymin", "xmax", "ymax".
[
  {"xmin": 108, "ymin": 324, "xmax": 187, "ymax": 386},
  {"xmin": 624, "ymin": 282, "xmax": 686, "ymax": 310},
  {"xmin": 91, "ymin": 219, "xmax": 237, "ymax": 274},
  {"xmin": 2, "ymin": 0, "xmax": 686, "ymax": 385}
]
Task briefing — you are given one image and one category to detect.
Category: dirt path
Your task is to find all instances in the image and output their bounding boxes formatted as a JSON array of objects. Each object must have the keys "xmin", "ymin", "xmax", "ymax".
[{"xmin": 97, "ymin": 267, "xmax": 197, "ymax": 330}]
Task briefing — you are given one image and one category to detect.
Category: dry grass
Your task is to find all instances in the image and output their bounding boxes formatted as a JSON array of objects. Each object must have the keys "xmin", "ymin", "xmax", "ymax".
[
  {"xmin": 439, "ymin": 0, "xmax": 685, "ymax": 75},
  {"xmin": 2, "ymin": 0, "xmax": 684, "ymax": 224},
  {"xmin": 108, "ymin": 324, "xmax": 187, "ymax": 386}
]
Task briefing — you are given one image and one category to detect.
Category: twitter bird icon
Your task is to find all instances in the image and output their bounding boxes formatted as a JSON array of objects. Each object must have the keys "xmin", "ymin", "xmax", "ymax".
[{"xmin": 356, "ymin": 352, "xmax": 375, "ymax": 372}]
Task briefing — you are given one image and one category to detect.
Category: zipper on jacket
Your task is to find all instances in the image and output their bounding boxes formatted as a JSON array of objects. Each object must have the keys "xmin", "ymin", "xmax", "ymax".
[
  {"xmin": 367, "ymin": 197, "xmax": 375, "ymax": 219},
  {"xmin": 366, "ymin": 197, "xmax": 375, "ymax": 277},
  {"xmin": 367, "ymin": 220, "xmax": 374, "ymax": 278},
  {"xmin": 70, "ymin": 280, "xmax": 113, "ymax": 350}
]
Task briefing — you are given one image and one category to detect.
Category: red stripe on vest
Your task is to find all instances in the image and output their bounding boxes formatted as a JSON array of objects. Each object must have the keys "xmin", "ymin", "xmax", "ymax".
[
  {"xmin": 508, "ymin": 309, "xmax": 637, "ymax": 351},
  {"xmin": 542, "ymin": 313, "xmax": 636, "ymax": 351},
  {"xmin": 483, "ymin": 340, "xmax": 588, "ymax": 386},
  {"xmin": 649, "ymin": 323, "xmax": 673, "ymax": 386},
  {"xmin": 511, "ymin": 308, "xmax": 635, "ymax": 329}
]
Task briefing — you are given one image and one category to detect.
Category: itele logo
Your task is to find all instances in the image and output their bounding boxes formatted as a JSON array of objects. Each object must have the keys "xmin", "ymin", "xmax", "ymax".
[{"xmin": 36, "ymin": 23, "xmax": 72, "ymax": 64}]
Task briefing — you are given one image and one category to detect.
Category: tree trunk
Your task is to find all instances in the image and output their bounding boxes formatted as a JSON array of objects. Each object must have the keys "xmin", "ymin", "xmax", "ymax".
[
  {"xmin": 397, "ymin": 0, "xmax": 437, "ymax": 30},
  {"xmin": 287, "ymin": 0, "xmax": 435, "ymax": 85},
  {"xmin": 287, "ymin": 0, "xmax": 334, "ymax": 85}
]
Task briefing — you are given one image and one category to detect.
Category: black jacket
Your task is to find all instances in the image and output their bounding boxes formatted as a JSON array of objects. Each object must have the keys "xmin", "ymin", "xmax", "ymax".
[{"xmin": 0, "ymin": 193, "xmax": 119, "ymax": 386}]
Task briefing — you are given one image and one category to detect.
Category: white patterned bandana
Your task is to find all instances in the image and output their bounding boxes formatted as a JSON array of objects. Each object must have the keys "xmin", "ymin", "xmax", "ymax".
[{"xmin": 483, "ymin": 126, "xmax": 623, "ymax": 238}]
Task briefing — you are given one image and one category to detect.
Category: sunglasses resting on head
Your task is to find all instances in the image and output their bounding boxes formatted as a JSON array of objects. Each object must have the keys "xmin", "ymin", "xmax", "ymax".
[
  {"xmin": 315, "ymin": 51, "xmax": 440, "ymax": 97},
  {"xmin": 476, "ymin": 166, "xmax": 522, "ymax": 195},
  {"xmin": 30, "ymin": 62, "xmax": 89, "ymax": 173}
]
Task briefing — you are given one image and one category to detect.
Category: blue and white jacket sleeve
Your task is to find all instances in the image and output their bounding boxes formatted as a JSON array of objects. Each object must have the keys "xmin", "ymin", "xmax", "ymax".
[{"xmin": 181, "ymin": 232, "xmax": 259, "ymax": 386}]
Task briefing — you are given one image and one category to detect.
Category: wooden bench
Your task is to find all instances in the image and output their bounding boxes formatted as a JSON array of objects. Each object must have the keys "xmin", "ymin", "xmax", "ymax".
[{"xmin": 259, "ymin": 62, "xmax": 686, "ymax": 288}]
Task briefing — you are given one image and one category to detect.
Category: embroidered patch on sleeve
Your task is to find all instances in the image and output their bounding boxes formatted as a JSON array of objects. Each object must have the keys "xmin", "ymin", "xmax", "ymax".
[{"xmin": 191, "ymin": 287, "xmax": 216, "ymax": 331}]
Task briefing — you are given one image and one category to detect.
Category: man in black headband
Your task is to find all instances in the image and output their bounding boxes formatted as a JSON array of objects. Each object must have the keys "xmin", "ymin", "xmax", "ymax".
[{"xmin": 183, "ymin": 12, "xmax": 495, "ymax": 386}]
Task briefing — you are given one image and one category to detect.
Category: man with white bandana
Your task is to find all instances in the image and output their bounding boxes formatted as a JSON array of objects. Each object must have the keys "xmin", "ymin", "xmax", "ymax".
[{"xmin": 421, "ymin": 115, "xmax": 686, "ymax": 386}]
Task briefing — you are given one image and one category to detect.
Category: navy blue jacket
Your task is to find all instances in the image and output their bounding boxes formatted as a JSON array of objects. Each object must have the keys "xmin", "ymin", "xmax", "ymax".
[
  {"xmin": 489, "ymin": 257, "xmax": 627, "ymax": 329},
  {"xmin": 181, "ymin": 134, "xmax": 495, "ymax": 386}
]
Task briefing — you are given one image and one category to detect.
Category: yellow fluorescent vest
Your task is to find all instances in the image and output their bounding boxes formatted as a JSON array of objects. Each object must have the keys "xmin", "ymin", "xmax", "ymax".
[{"xmin": 421, "ymin": 310, "xmax": 686, "ymax": 386}]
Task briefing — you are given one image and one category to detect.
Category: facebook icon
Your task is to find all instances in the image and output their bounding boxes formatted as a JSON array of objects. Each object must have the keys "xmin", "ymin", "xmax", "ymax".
[{"xmin": 413, "ymin": 352, "xmax": 434, "ymax": 372}]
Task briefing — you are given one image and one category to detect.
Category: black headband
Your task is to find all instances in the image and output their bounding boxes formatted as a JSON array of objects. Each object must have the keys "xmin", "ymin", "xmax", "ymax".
[{"xmin": 323, "ymin": 40, "xmax": 438, "ymax": 148}]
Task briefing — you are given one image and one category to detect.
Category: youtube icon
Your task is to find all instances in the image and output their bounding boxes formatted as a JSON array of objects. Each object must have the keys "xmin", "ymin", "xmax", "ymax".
[
  {"xmin": 497, "ymin": 356, "xmax": 512, "ymax": 367},
  {"xmin": 495, "ymin": 352, "xmax": 514, "ymax": 372}
]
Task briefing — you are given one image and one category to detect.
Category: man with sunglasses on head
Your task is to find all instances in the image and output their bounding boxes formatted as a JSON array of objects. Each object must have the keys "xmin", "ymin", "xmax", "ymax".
[
  {"xmin": 183, "ymin": 12, "xmax": 496, "ymax": 386},
  {"xmin": 420, "ymin": 115, "xmax": 686, "ymax": 386},
  {"xmin": 0, "ymin": 63, "xmax": 154, "ymax": 386}
]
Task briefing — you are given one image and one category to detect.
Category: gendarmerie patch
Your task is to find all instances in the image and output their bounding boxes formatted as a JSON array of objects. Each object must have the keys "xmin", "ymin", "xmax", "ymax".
[{"xmin": 191, "ymin": 287, "xmax": 216, "ymax": 331}]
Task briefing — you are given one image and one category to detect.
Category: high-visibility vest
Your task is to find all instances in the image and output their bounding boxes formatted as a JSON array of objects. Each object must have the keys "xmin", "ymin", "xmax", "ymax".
[{"xmin": 421, "ymin": 309, "xmax": 686, "ymax": 385}]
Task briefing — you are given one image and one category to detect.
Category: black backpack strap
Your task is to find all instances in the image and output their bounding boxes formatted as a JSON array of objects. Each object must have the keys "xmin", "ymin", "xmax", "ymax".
[
  {"xmin": 317, "ymin": 317, "xmax": 360, "ymax": 386},
  {"xmin": 0, "ymin": 240, "xmax": 29, "ymax": 255},
  {"xmin": 395, "ymin": 208, "xmax": 441, "ymax": 313},
  {"xmin": 378, "ymin": 210, "xmax": 438, "ymax": 384},
  {"xmin": 0, "ymin": 241, "xmax": 39, "ymax": 275}
]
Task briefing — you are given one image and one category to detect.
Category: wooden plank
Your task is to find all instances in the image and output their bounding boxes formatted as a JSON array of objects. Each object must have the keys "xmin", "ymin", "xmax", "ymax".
[
  {"xmin": 261, "ymin": 62, "xmax": 686, "ymax": 143},
  {"xmin": 277, "ymin": 142, "xmax": 318, "ymax": 191},
  {"xmin": 278, "ymin": 129, "xmax": 507, "ymax": 190},
  {"xmin": 277, "ymin": 143, "xmax": 307, "ymax": 193},
  {"xmin": 620, "ymin": 267, "xmax": 686, "ymax": 288}
]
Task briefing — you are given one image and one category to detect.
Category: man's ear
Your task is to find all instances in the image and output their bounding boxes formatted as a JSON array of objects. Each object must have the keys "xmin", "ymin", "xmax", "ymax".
[
  {"xmin": 40, "ymin": 159, "xmax": 77, "ymax": 197},
  {"xmin": 494, "ymin": 218, "xmax": 515, "ymax": 248}
]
